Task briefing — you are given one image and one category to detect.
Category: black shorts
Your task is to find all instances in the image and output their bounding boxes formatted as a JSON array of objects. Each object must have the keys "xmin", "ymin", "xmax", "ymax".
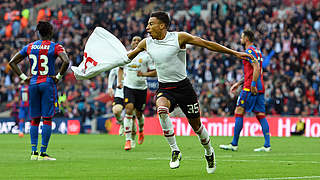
[
  {"xmin": 112, "ymin": 97, "xmax": 124, "ymax": 106},
  {"xmin": 124, "ymin": 86, "xmax": 147, "ymax": 112},
  {"xmin": 156, "ymin": 78, "xmax": 200, "ymax": 118}
]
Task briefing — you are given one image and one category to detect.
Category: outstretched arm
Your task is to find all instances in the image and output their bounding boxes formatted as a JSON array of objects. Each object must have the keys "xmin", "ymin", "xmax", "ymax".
[
  {"xmin": 9, "ymin": 52, "xmax": 28, "ymax": 81},
  {"xmin": 127, "ymin": 38, "xmax": 146, "ymax": 60},
  {"xmin": 178, "ymin": 32, "xmax": 254, "ymax": 60}
]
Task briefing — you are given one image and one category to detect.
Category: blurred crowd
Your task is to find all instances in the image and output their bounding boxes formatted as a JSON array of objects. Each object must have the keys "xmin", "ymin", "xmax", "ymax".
[{"xmin": 0, "ymin": 0, "xmax": 320, "ymax": 119}]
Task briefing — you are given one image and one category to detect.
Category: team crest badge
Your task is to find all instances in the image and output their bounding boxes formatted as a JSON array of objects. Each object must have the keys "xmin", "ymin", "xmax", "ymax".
[{"xmin": 139, "ymin": 59, "xmax": 142, "ymax": 63}]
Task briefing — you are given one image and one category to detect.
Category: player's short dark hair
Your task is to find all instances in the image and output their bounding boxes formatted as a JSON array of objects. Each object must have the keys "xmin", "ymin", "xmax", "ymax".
[
  {"xmin": 150, "ymin": 11, "xmax": 170, "ymax": 29},
  {"xmin": 36, "ymin": 21, "xmax": 53, "ymax": 38},
  {"xmin": 243, "ymin": 29, "xmax": 255, "ymax": 42}
]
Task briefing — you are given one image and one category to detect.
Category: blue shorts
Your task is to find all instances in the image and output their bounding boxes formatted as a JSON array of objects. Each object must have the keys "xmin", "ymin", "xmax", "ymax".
[
  {"xmin": 29, "ymin": 82, "xmax": 57, "ymax": 118},
  {"xmin": 236, "ymin": 90, "xmax": 265, "ymax": 113},
  {"xmin": 18, "ymin": 106, "xmax": 30, "ymax": 120}
]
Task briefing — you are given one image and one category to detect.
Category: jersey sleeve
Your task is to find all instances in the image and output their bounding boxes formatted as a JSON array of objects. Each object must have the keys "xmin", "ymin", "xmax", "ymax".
[
  {"xmin": 54, "ymin": 44, "xmax": 66, "ymax": 56},
  {"xmin": 19, "ymin": 44, "xmax": 29, "ymax": 57},
  {"xmin": 245, "ymin": 49, "xmax": 257, "ymax": 64}
]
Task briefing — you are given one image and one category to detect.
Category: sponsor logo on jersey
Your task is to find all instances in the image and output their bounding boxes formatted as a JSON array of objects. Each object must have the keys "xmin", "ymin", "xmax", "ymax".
[{"xmin": 128, "ymin": 64, "xmax": 140, "ymax": 68}]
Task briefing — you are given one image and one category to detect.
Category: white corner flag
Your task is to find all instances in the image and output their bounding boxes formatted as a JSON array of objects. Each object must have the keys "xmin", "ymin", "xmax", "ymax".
[{"xmin": 71, "ymin": 27, "xmax": 129, "ymax": 80}]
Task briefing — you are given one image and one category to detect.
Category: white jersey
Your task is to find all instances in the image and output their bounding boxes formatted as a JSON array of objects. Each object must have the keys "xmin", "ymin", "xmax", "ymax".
[
  {"xmin": 123, "ymin": 51, "xmax": 155, "ymax": 90},
  {"xmin": 146, "ymin": 32, "xmax": 187, "ymax": 83},
  {"xmin": 108, "ymin": 67, "xmax": 124, "ymax": 98}
]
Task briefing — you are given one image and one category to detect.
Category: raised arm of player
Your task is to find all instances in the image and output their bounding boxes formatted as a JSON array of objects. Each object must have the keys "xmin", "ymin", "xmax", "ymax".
[
  {"xmin": 127, "ymin": 39, "xmax": 146, "ymax": 60},
  {"xmin": 178, "ymin": 32, "xmax": 254, "ymax": 60},
  {"xmin": 9, "ymin": 52, "xmax": 29, "ymax": 81}
]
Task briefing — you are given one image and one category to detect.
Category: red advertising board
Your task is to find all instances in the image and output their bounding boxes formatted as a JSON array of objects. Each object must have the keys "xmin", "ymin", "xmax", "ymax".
[
  {"xmin": 109, "ymin": 117, "xmax": 320, "ymax": 137},
  {"xmin": 67, "ymin": 120, "xmax": 81, "ymax": 135}
]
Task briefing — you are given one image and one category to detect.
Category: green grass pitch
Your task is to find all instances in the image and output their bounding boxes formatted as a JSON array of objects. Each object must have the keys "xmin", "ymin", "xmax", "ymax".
[{"xmin": 0, "ymin": 134, "xmax": 319, "ymax": 180}]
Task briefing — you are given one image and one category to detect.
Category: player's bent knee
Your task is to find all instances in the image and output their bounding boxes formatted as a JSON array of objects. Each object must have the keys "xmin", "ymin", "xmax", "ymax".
[
  {"xmin": 112, "ymin": 105, "xmax": 123, "ymax": 114},
  {"xmin": 125, "ymin": 103, "xmax": 134, "ymax": 114},
  {"xmin": 156, "ymin": 97, "xmax": 170, "ymax": 108}
]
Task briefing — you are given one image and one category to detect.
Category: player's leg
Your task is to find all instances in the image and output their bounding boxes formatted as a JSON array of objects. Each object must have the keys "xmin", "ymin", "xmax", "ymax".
[
  {"xmin": 38, "ymin": 117, "xmax": 55, "ymax": 160},
  {"xmin": 18, "ymin": 107, "xmax": 26, "ymax": 137},
  {"xmin": 30, "ymin": 117, "xmax": 40, "ymax": 160},
  {"xmin": 230, "ymin": 106, "xmax": 245, "ymax": 149},
  {"xmin": 156, "ymin": 95, "xmax": 181, "ymax": 169},
  {"xmin": 123, "ymin": 102, "xmax": 134, "ymax": 150},
  {"xmin": 38, "ymin": 82, "xmax": 56, "ymax": 160},
  {"xmin": 135, "ymin": 110, "xmax": 144, "ymax": 144},
  {"xmin": 131, "ymin": 114, "xmax": 137, "ymax": 148},
  {"xmin": 134, "ymin": 88, "xmax": 147, "ymax": 145},
  {"xmin": 220, "ymin": 90, "xmax": 252, "ymax": 151},
  {"xmin": 253, "ymin": 94, "xmax": 271, "ymax": 152},
  {"xmin": 123, "ymin": 87, "xmax": 136, "ymax": 150},
  {"xmin": 28, "ymin": 84, "xmax": 41, "ymax": 160},
  {"xmin": 254, "ymin": 112, "xmax": 271, "ymax": 152},
  {"xmin": 176, "ymin": 80, "xmax": 215, "ymax": 173},
  {"xmin": 112, "ymin": 98, "xmax": 124, "ymax": 136},
  {"xmin": 112, "ymin": 98, "xmax": 124, "ymax": 124}
]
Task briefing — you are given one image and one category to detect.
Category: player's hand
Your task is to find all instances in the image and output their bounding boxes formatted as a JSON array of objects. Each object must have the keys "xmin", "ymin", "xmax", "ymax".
[
  {"xmin": 251, "ymin": 86, "xmax": 258, "ymax": 95},
  {"xmin": 25, "ymin": 77, "xmax": 31, "ymax": 84},
  {"xmin": 230, "ymin": 82, "xmax": 240, "ymax": 94},
  {"xmin": 137, "ymin": 71, "xmax": 144, "ymax": 77},
  {"xmin": 117, "ymin": 83, "xmax": 123, "ymax": 89},
  {"xmin": 235, "ymin": 52, "xmax": 255, "ymax": 60},
  {"xmin": 107, "ymin": 88, "xmax": 114, "ymax": 97},
  {"xmin": 49, "ymin": 75, "xmax": 59, "ymax": 84}
]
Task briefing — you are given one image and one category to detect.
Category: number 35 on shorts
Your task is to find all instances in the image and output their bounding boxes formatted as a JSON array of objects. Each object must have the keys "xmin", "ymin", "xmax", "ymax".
[{"xmin": 187, "ymin": 103, "xmax": 199, "ymax": 114}]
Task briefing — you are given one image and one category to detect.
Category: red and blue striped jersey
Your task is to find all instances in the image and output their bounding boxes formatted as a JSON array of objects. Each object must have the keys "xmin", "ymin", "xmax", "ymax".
[
  {"xmin": 19, "ymin": 85, "xmax": 29, "ymax": 107},
  {"xmin": 242, "ymin": 45, "xmax": 265, "ymax": 93},
  {"xmin": 19, "ymin": 40, "xmax": 65, "ymax": 85}
]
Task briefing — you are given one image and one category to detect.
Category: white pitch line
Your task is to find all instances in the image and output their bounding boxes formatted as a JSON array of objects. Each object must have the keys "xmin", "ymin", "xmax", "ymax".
[
  {"xmin": 222, "ymin": 159, "xmax": 320, "ymax": 164},
  {"xmin": 240, "ymin": 176, "xmax": 320, "ymax": 180},
  {"xmin": 218, "ymin": 153, "xmax": 320, "ymax": 158},
  {"xmin": 145, "ymin": 157, "xmax": 320, "ymax": 164}
]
